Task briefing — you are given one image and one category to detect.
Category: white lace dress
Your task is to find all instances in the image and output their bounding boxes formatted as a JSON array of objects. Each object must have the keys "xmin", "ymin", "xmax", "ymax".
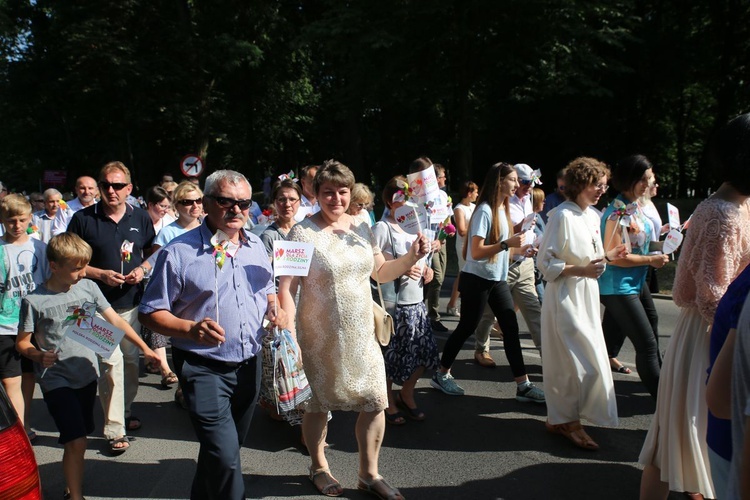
[
  {"xmin": 639, "ymin": 197, "xmax": 750, "ymax": 497},
  {"xmin": 288, "ymin": 217, "xmax": 388, "ymax": 413}
]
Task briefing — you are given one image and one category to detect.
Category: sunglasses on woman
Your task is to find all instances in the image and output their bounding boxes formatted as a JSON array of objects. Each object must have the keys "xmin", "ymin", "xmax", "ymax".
[{"xmin": 177, "ymin": 198, "xmax": 203, "ymax": 206}]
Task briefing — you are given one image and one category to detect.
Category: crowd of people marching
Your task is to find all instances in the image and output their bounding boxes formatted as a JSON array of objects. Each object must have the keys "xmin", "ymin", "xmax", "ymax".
[{"xmin": 1, "ymin": 113, "xmax": 750, "ymax": 500}]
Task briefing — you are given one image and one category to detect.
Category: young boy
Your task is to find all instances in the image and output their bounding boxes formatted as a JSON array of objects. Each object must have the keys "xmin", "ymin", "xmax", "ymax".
[
  {"xmin": 16, "ymin": 233, "xmax": 159, "ymax": 500},
  {"xmin": 0, "ymin": 194, "xmax": 49, "ymax": 432}
]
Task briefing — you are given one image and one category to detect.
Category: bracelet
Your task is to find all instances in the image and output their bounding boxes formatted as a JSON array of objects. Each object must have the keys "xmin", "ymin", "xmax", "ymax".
[{"xmin": 604, "ymin": 256, "xmax": 612, "ymax": 262}]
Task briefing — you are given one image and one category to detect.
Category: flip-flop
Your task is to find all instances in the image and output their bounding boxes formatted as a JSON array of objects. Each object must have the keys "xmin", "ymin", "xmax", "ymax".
[{"xmin": 109, "ymin": 435, "xmax": 130, "ymax": 454}]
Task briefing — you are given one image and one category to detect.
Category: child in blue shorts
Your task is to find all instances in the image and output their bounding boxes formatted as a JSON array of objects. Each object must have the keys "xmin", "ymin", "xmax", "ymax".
[{"xmin": 17, "ymin": 233, "xmax": 158, "ymax": 500}]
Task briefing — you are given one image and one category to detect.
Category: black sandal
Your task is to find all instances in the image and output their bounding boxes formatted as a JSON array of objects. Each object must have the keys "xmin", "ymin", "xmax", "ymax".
[
  {"xmin": 395, "ymin": 393, "xmax": 425, "ymax": 421},
  {"xmin": 384, "ymin": 410, "xmax": 406, "ymax": 425}
]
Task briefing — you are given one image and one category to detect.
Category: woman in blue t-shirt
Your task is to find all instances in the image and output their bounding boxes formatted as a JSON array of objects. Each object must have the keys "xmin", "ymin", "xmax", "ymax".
[
  {"xmin": 599, "ymin": 155, "xmax": 669, "ymax": 398},
  {"xmin": 431, "ymin": 162, "xmax": 544, "ymax": 404}
]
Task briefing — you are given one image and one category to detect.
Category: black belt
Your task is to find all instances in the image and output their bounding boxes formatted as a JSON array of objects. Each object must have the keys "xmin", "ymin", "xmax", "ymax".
[{"xmin": 174, "ymin": 347, "xmax": 251, "ymax": 370}]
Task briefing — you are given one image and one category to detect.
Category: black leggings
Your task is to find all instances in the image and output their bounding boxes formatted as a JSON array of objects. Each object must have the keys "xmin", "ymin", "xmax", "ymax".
[
  {"xmin": 601, "ymin": 290, "xmax": 661, "ymax": 398},
  {"xmin": 441, "ymin": 271, "xmax": 527, "ymax": 378}
]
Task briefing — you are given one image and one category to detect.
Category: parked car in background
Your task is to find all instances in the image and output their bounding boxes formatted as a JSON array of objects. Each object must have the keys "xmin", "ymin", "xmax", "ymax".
[{"xmin": 0, "ymin": 382, "xmax": 41, "ymax": 499}]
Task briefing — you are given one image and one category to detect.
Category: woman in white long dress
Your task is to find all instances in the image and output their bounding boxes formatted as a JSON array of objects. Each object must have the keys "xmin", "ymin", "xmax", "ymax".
[{"xmin": 537, "ymin": 157, "xmax": 626, "ymax": 450}]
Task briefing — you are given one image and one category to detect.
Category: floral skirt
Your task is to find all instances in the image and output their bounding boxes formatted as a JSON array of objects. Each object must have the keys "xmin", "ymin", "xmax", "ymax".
[{"xmin": 384, "ymin": 302, "xmax": 439, "ymax": 384}]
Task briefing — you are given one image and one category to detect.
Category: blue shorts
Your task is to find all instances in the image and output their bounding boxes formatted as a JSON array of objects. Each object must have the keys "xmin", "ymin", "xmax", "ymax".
[{"xmin": 43, "ymin": 381, "xmax": 97, "ymax": 444}]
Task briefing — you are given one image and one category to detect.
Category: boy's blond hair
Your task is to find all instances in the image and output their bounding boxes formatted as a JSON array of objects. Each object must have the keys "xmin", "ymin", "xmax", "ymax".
[
  {"xmin": 0, "ymin": 193, "xmax": 32, "ymax": 219},
  {"xmin": 47, "ymin": 233, "xmax": 92, "ymax": 265}
]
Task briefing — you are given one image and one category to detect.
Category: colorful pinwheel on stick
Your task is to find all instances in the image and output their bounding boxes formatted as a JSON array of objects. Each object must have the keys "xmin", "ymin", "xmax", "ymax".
[
  {"xmin": 606, "ymin": 200, "xmax": 639, "ymax": 247},
  {"xmin": 278, "ymin": 170, "xmax": 298, "ymax": 182}
]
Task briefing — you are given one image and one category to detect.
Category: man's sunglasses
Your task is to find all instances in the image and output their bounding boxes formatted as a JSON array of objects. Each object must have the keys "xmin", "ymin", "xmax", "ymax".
[
  {"xmin": 206, "ymin": 195, "xmax": 252, "ymax": 210},
  {"xmin": 177, "ymin": 198, "xmax": 203, "ymax": 206},
  {"xmin": 98, "ymin": 181, "xmax": 130, "ymax": 191}
]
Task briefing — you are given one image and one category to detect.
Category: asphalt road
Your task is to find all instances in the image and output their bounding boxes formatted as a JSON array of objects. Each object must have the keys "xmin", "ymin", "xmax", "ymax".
[{"xmin": 29, "ymin": 281, "xmax": 683, "ymax": 500}]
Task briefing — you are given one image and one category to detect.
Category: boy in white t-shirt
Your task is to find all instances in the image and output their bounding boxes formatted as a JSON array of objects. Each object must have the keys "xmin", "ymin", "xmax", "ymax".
[{"xmin": 0, "ymin": 194, "xmax": 49, "ymax": 432}]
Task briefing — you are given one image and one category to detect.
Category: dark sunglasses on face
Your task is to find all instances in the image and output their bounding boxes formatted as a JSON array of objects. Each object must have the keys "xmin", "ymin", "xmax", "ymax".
[
  {"xmin": 177, "ymin": 198, "xmax": 203, "ymax": 206},
  {"xmin": 520, "ymin": 179, "xmax": 533, "ymax": 186},
  {"xmin": 98, "ymin": 181, "xmax": 129, "ymax": 191},
  {"xmin": 207, "ymin": 195, "xmax": 252, "ymax": 210}
]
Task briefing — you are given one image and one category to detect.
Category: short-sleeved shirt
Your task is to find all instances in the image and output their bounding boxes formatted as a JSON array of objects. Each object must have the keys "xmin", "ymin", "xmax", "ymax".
[
  {"xmin": 153, "ymin": 220, "xmax": 194, "ymax": 248},
  {"xmin": 598, "ymin": 194, "xmax": 654, "ymax": 295},
  {"xmin": 51, "ymin": 197, "xmax": 86, "ymax": 236},
  {"xmin": 67, "ymin": 202, "xmax": 155, "ymax": 310},
  {"xmin": 707, "ymin": 265, "xmax": 750, "ymax": 460},
  {"xmin": 0, "ymin": 237, "xmax": 50, "ymax": 335},
  {"xmin": 32, "ymin": 211, "xmax": 55, "ymax": 244},
  {"xmin": 728, "ymin": 291, "xmax": 750, "ymax": 498},
  {"xmin": 20, "ymin": 279, "xmax": 109, "ymax": 392},
  {"xmin": 260, "ymin": 223, "xmax": 290, "ymax": 258},
  {"xmin": 462, "ymin": 203, "xmax": 510, "ymax": 282},
  {"xmin": 372, "ymin": 220, "xmax": 424, "ymax": 305},
  {"xmin": 139, "ymin": 220, "xmax": 274, "ymax": 363}
]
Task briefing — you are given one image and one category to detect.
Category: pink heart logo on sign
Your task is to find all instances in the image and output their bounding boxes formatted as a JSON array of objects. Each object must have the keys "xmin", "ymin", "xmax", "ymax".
[{"xmin": 275, "ymin": 248, "xmax": 284, "ymax": 259}]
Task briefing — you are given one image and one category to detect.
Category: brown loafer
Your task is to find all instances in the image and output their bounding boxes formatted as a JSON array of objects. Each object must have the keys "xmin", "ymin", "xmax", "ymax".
[{"xmin": 474, "ymin": 351, "xmax": 496, "ymax": 368}]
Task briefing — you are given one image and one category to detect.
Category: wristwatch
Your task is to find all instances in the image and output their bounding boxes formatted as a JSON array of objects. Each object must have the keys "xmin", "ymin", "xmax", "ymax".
[{"xmin": 500, "ymin": 241, "xmax": 509, "ymax": 252}]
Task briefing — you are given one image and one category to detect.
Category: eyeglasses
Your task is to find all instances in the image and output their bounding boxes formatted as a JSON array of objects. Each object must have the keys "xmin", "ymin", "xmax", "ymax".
[
  {"xmin": 275, "ymin": 197, "xmax": 300, "ymax": 205},
  {"xmin": 520, "ymin": 179, "xmax": 533, "ymax": 186},
  {"xmin": 594, "ymin": 184, "xmax": 609, "ymax": 192},
  {"xmin": 98, "ymin": 181, "xmax": 130, "ymax": 191},
  {"xmin": 177, "ymin": 198, "xmax": 203, "ymax": 206},
  {"xmin": 206, "ymin": 195, "xmax": 252, "ymax": 210}
]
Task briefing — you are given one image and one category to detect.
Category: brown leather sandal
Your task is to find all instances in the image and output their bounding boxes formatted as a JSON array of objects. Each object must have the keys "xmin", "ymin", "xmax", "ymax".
[{"xmin": 546, "ymin": 421, "xmax": 599, "ymax": 451}]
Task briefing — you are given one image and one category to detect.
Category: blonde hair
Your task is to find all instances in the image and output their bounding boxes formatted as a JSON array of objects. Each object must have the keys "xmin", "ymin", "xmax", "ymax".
[
  {"xmin": 99, "ymin": 161, "xmax": 131, "ymax": 183},
  {"xmin": 532, "ymin": 187, "xmax": 545, "ymax": 212},
  {"xmin": 349, "ymin": 182, "xmax": 375, "ymax": 208},
  {"xmin": 172, "ymin": 181, "xmax": 203, "ymax": 204},
  {"xmin": 0, "ymin": 194, "xmax": 32, "ymax": 219},
  {"xmin": 47, "ymin": 233, "xmax": 92, "ymax": 265}
]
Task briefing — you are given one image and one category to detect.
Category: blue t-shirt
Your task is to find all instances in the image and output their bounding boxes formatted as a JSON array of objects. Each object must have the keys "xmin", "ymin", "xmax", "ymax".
[
  {"xmin": 462, "ymin": 203, "xmax": 510, "ymax": 282},
  {"xmin": 706, "ymin": 265, "xmax": 750, "ymax": 460},
  {"xmin": 598, "ymin": 195, "xmax": 653, "ymax": 295}
]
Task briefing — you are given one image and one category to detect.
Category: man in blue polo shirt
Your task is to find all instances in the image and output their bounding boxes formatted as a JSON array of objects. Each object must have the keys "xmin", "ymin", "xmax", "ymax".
[
  {"xmin": 139, "ymin": 169, "xmax": 286, "ymax": 500},
  {"xmin": 67, "ymin": 161, "xmax": 155, "ymax": 452}
]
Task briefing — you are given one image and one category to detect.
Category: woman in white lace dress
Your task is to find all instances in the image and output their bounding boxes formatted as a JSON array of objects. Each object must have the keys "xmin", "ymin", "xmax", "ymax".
[
  {"xmin": 639, "ymin": 113, "xmax": 750, "ymax": 500},
  {"xmin": 278, "ymin": 161, "xmax": 428, "ymax": 499}
]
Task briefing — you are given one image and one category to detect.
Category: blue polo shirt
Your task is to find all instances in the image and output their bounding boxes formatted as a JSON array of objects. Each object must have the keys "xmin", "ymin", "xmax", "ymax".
[
  {"xmin": 67, "ymin": 202, "xmax": 155, "ymax": 310},
  {"xmin": 139, "ymin": 221, "xmax": 274, "ymax": 363}
]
